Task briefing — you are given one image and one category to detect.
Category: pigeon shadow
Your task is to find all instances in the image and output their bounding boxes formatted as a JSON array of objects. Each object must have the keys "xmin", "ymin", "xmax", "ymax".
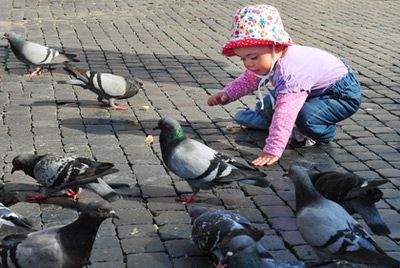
[{"xmin": 1, "ymin": 46, "xmax": 236, "ymax": 90}]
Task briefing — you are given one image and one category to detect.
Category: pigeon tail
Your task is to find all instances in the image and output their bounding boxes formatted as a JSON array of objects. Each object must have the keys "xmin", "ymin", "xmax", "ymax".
[
  {"xmin": 4, "ymin": 215, "xmax": 32, "ymax": 229},
  {"xmin": 351, "ymin": 198, "xmax": 391, "ymax": 235},
  {"xmin": 217, "ymin": 169, "xmax": 269, "ymax": 188},
  {"xmin": 237, "ymin": 176, "xmax": 270, "ymax": 188},
  {"xmin": 84, "ymin": 178, "xmax": 121, "ymax": 203},
  {"xmin": 338, "ymin": 248, "xmax": 400, "ymax": 267},
  {"xmin": 64, "ymin": 63, "xmax": 89, "ymax": 83}
]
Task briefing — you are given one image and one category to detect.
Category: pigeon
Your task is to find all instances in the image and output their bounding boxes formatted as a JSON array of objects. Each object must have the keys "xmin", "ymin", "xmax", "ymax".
[
  {"xmin": 2, "ymin": 32, "xmax": 78, "ymax": 77},
  {"xmin": 0, "ymin": 202, "xmax": 32, "ymax": 229},
  {"xmin": 155, "ymin": 117, "xmax": 270, "ymax": 204},
  {"xmin": 63, "ymin": 63, "xmax": 143, "ymax": 110},
  {"xmin": 287, "ymin": 164, "xmax": 400, "ymax": 267},
  {"xmin": 0, "ymin": 200, "xmax": 118, "ymax": 268},
  {"xmin": 11, "ymin": 153, "xmax": 120, "ymax": 201},
  {"xmin": 310, "ymin": 170, "xmax": 391, "ymax": 235},
  {"xmin": 190, "ymin": 206, "xmax": 264, "ymax": 267}
]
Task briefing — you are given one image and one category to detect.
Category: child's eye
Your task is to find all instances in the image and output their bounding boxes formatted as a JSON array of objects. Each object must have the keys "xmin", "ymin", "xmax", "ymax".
[{"xmin": 248, "ymin": 55, "xmax": 258, "ymax": 60}]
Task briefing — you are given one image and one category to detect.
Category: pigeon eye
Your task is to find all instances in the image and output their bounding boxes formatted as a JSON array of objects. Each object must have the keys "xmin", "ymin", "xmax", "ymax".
[{"xmin": 96, "ymin": 207, "xmax": 105, "ymax": 213}]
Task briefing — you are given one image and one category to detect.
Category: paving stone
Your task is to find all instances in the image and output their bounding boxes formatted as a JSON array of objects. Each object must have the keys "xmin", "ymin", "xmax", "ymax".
[
  {"xmin": 172, "ymin": 256, "xmax": 212, "ymax": 268},
  {"xmin": 165, "ymin": 239, "xmax": 204, "ymax": 257},
  {"xmin": 127, "ymin": 253, "xmax": 173, "ymax": 268},
  {"xmin": 121, "ymin": 237, "xmax": 165, "ymax": 254}
]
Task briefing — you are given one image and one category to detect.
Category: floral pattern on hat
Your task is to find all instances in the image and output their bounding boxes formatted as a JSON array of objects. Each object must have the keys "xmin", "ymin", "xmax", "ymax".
[{"xmin": 222, "ymin": 5, "xmax": 293, "ymax": 57}]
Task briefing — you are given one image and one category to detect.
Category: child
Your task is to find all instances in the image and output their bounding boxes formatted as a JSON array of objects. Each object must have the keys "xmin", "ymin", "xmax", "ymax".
[{"xmin": 208, "ymin": 4, "xmax": 361, "ymax": 167}]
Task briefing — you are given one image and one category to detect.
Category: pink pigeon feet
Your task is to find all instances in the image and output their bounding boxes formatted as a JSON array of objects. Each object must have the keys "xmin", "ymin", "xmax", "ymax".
[
  {"xmin": 213, "ymin": 261, "xmax": 227, "ymax": 268},
  {"xmin": 25, "ymin": 193, "xmax": 46, "ymax": 201},
  {"xmin": 24, "ymin": 66, "xmax": 45, "ymax": 78},
  {"xmin": 64, "ymin": 188, "xmax": 80, "ymax": 200},
  {"xmin": 179, "ymin": 193, "xmax": 197, "ymax": 204},
  {"xmin": 111, "ymin": 105, "xmax": 129, "ymax": 111}
]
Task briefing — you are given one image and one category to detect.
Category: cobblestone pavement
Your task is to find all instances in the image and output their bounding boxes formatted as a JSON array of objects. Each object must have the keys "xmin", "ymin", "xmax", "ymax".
[{"xmin": 0, "ymin": 0, "xmax": 399, "ymax": 267}]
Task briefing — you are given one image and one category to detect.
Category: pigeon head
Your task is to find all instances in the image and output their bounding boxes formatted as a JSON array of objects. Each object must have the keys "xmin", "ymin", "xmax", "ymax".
[
  {"xmin": 155, "ymin": 117, "xmax": 186, "ymax": 143},
  {"xmin": 125, "ymin": 77, "xmax": 144, "ymax": 97},
  {"xmin": 225, "ymin": 235, "xmax": 262, "ymax": 268},
  {"xmin": 2, "ymin": 32, "xmax": 21, "ymax": 41},
  {"xmin": 81, "ymin": 200, "xmax": 119, "ymax": 221},
  {"xmin": 287, "ymin": 164, "xmax": 322, "ymax": 208},
  {"xmin": 189, "ymin": 207, "xmax": 209, "ymax": 223},
  {"xmin": 11, "ymin": 153, "xmax": 41, "ymax": 175}
]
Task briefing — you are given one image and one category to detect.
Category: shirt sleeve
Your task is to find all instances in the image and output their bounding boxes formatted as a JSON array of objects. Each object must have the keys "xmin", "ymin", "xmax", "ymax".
[
  {"xmin": 263, "ymin": 91, "xmax": 309, "ymax": 157},
  {"xmin": 223, "ymin": 70, "xmax": 260, "ymax": 102}
]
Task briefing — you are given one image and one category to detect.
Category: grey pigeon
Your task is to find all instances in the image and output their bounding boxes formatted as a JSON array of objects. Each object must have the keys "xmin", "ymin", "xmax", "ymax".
[
  {"xmin": 190, "ymin": 206, "xmax": 264, "ymax": 267},
  {"xmin": 310, "ymin": 170, "xmax": 391, "ymax": 235},
  {"xmin": 0, "ymin": 200, "xmax": 118, "ymax": 268},
  {"xmin": 155, "ymin": 117, "xmax": 270, "ymax": 204},
  {"xmin": 63, "ymin": 63, "xmax": 143, "ymax": 110},
  {"xmin": 287, "ymin": 165, "xmax": 400, "ymax": 267},
  {"xmin": 11, "ymin": 153, "xmax": 120, "ymax": 201},
  {"xmin": 0, "ymin": 202, "xmax": 32, "ymax": 229},
  {"xmin": 2, "ymin": 32, "xmax": 78, "ymax": 77}
]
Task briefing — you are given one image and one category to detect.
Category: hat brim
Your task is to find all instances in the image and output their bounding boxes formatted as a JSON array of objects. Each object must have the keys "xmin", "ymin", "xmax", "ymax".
[{"xmin": 221, "ymin": 38, "xmax": 292, "ymax": 57}]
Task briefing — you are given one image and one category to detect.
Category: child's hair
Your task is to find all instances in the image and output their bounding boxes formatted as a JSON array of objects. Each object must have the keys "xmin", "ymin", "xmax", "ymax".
[{"xmin": 222, "ymin": 5, "xmax": 293, "ymax": 57}]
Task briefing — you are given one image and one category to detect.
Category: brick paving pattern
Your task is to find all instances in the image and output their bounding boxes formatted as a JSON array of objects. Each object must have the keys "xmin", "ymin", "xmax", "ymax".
[{"xmin": 0, "ymin": 0, "xmax": 399, "ymax": 267}]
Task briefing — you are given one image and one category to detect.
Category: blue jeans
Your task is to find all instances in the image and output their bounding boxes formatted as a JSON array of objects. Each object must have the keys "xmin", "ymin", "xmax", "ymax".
[{"xmin": 234, "ymin": 62, "xmax": 361, "ymax": 143}]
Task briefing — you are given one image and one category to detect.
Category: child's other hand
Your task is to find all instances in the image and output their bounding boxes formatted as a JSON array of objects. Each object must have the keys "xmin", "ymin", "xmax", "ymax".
[
  {"xmin": 207, "ymin": 91, "xmax": 229, "ymax": 106},
  {"xmin": 252, "ymin": 151, "xmax": 279, "ymax": 167}
]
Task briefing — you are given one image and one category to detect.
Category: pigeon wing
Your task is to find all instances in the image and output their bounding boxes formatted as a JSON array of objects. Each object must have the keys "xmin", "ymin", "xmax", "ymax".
[
  {"xmin": 0, "ymin": 203, "xmax": 32, "ymax": 229},
  {"xmin": 167, "ymin": 138, "xmax": 229, "ymax": 181},
  {"xmin": 20, "ymin": 41, "xmax": 60, "ymax": 65}
]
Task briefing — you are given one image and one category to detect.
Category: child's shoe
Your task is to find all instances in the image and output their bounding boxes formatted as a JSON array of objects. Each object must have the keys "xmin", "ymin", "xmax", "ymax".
[{"xmin": 291, "ymin": 127, "xmax": 316, "ymax": 147}]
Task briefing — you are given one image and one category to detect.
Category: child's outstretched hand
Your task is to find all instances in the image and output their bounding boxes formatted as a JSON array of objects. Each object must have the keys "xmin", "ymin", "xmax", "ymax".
[
  {"xmin": 207, "ymin": 91, "xmax": 229, "ymax": 106},
  {"xmin": 252, "ymin": 151, "xmax": 279, "ymax": 167}
]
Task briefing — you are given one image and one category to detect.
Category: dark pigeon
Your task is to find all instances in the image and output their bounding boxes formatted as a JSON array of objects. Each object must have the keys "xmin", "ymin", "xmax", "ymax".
[
  {"xmin": 0, "ymin": 202, "xmax": 32, "ymax": 229},
  {"xmin": 190, "ymin": 206, "xmax": 264, "ymax": 267},
  {"xmin": 2, "ymin": 32, "xmax": 78, "ymax": 77},
  {"xmin": 155, "ymin": 117, "xmax": 270, "ymax": 203},
  {"xmin": 0, "ymin": 200, "xmax": 118, "ymax": 268},
  {"xmin": 310, "ymin": 170, "xmax": 391, "ymax": 235},
  {"xmin": 11, "ymin": 153, "xmax": 120, "ymax": 201},
  {"xmin": 287, "ymin": 165, "xmax": 400, "ymax": 267},
  {"xmin": 63, "ymin": 63, "xmax": 143, "ymax": 110}
]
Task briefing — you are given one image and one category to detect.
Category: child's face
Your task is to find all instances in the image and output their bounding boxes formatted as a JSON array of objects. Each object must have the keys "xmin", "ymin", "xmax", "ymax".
[{"xmin": 233, "ymin": 46, "xmax": 274, "ymax": 75}]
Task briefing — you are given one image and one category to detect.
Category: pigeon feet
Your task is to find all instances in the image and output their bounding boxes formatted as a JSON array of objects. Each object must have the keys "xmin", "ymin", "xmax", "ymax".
[
  {"xmin": 179, "ymin": 193, "xmax": 196, "ymax": 204},
  {"xmin": 26, "ymin": 193, "xmax": 46, "ymax": 201},
  {"xmin": 64, "ymin": 188, "xmax": 80, "ymax": 200},
  {"xmin": 111, "ymin": 105, "xmax": 129, "ymax": 111},
  {"xmin": 213, "ymin": 261, "xmax": 227, "ymax": 268},
  {"xmin": 24, "ymin": 67, "xmax": 45, "ymax": 78}
]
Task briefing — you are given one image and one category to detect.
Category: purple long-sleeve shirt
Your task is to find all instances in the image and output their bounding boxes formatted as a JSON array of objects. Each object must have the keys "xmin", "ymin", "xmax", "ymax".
[{"xmin": 224, "ymin": 45, "xmax": 348, "ymax": 157}]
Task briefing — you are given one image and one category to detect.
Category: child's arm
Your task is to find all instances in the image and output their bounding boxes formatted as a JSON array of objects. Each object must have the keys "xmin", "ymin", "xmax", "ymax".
[
  {"xmin": 208, "ymin": 70, "xmax": 259, "ymax": 106},
  {"xmin": 252, "ymin": 91, "xmax": 309, "ymax": 166}
]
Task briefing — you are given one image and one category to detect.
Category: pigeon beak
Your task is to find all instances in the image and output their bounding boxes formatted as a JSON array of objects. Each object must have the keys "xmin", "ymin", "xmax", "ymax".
[
  {"xmin": 110, "ymin": 210, "xmax": 119, "ymax": 219},
  {"xmin": 11, "ymin": 167, "xmax": 16, "ymax": 174}
]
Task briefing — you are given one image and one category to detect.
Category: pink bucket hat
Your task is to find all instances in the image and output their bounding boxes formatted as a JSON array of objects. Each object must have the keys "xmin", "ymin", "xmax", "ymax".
[{"xmin": 222, "ymin": 5, "xmax": 293, "ymax": 57}]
